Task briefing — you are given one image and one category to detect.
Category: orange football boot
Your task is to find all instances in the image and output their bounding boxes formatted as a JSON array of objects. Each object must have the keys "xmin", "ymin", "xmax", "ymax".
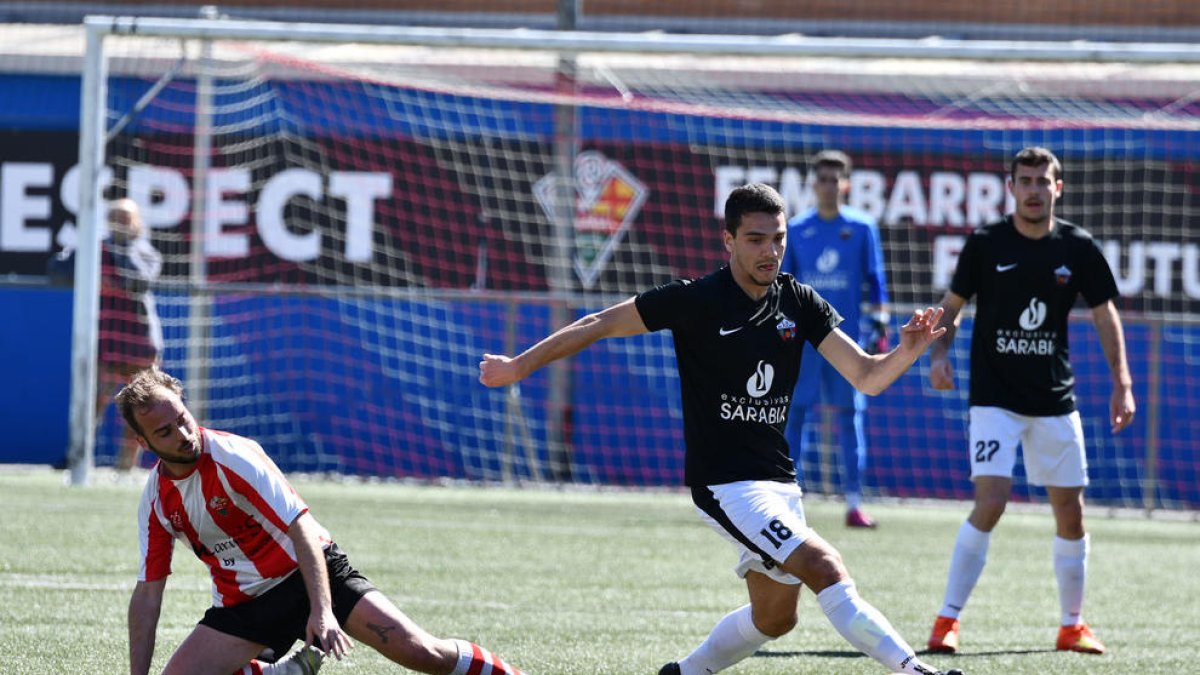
[
  {"xmin": 1057, "ymin": 623, "xmax": 1106, "ymax": 654},
  {"xmin": 927, "ymin": 615, "xmax": 961, "ymax": 654}
]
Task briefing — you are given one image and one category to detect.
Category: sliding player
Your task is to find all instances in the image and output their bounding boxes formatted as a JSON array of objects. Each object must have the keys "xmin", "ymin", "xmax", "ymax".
[{"xmin": 118, "ymin": 367, "xmax": 525, "ymax": 675}]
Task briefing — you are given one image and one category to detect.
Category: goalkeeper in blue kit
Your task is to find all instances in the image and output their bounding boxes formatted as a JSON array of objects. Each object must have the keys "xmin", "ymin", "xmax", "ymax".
[{"xmin": 781, "ymin": 150, "xmax": 890, "ymax": 527}]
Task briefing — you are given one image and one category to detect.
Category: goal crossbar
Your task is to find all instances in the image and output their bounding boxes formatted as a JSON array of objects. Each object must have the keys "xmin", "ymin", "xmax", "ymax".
[{"xmin": 87, "ymin": 15, "xmax": 1200, "ymax": 63}]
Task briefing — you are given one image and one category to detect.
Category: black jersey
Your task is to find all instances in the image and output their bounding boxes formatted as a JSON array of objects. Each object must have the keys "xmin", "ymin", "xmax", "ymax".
[
  {"xmin": 635, "ymin": 266, "xmax": 841, "ymax": 486},
  {"xmin": 950, "ymin": 216, "xmax": 1119, "ymax": 416}
]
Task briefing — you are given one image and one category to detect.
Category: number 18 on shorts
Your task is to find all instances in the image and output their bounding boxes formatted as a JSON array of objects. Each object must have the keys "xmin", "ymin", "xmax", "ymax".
[{"xmin": 693, "ymin": 480, "xmax": 813, "ymax": 585}]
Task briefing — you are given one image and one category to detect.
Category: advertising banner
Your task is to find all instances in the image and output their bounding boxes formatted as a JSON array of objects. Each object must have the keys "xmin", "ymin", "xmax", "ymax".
[{"xmin": 3, "ymin": 128, "xmax": 1197, "ymax": 315}]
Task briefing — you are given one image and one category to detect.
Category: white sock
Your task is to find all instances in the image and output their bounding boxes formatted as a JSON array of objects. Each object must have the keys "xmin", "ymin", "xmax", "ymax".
[
  {"xmin": 678, "ymin": 604, "xmax": 773, "ymax": 675},
  {"xmin": 816, "ymin": 580, "xmax": 930, "ymax": 674},
  {"xmin": 846, "ymin": 492, "xmax": 862, "ymax": 511},
  {"xmin": 939, "ymin": 520, "xmax": 991, "ymax": 619},
  {"xmin": 1054, "ymin": 534, "xmax": 1089, "ymax": 626}
]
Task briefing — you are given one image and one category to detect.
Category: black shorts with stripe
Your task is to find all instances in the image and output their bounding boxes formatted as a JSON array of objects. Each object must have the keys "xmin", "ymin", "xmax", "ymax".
[{"xmin": 198, "ymin": 542, "xmax": 375, "ymax": 657}]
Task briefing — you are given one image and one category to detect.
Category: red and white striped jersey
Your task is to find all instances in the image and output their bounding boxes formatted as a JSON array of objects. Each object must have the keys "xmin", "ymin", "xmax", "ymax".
[{"xmin": 136, "ymin": 427, "xmax": 331, "ymax": 607}]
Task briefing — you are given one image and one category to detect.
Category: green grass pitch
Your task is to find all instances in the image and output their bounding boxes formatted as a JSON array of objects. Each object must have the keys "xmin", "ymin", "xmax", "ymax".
[{"xmin": 1, "ymin": 468, "xmax": 1195, "ymax": 674}]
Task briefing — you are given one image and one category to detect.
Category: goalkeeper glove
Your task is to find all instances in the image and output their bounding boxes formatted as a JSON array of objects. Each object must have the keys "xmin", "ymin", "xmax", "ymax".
[{"xmin": 866, "ymin": 311, "xmax": 890, "ymax": 355}]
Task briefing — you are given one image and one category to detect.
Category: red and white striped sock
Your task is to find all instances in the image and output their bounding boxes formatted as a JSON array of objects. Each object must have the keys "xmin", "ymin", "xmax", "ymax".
[
  {"xmin": 233, "ymin": 661, "xmax": 264, "ymax": 675},
  {"xmin": 450, "ymin": 639, "xmax": 524, "ymax": 675}
]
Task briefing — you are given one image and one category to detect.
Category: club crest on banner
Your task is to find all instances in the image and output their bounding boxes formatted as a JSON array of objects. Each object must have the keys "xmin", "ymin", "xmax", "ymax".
[{"xmin": 533, "ymin": 150, "xmax": 649, "ymax": 289}]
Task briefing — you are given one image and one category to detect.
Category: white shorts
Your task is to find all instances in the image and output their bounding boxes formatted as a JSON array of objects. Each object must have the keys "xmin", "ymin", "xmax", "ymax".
[
  {"xmin": 691, "ymin": 480, "xmax": 812, "ymax": 585},
  {"xmin": 968, "ymin": 406, "xmax": 1088, "ymax": 487}
]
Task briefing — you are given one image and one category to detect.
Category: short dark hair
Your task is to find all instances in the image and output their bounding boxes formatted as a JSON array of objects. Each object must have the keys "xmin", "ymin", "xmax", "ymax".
[
  {"xmin": 1010, "ymin": 146, "xmax": 1062, "ymax": 182},
  {"xmin": 115, "ymin": 366, "xmax": 185, "ymax": 435},
  {"xmin": 811, "ymin": 149, "xmax": 852, "ymax": 178},
  {"xmin": 724, "ymin": 183, "xmax": 785, "ymax": 235}
]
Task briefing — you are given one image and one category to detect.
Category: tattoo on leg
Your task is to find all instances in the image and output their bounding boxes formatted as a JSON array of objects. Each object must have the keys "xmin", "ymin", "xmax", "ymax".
[{"xmin": 367, "ymin": 621, "xmax": 397, "ymax": 643}]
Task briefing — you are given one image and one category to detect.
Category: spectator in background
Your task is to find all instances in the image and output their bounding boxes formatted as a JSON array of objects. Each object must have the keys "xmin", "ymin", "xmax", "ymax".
[
  {"xmin": 99, "ymin": 198, "xmax": 164, "ymax": 471},
  {"xmin": 782, "ymin": 150, "xmax": 890, "ymax": 528},
  {"xmin": 47, "ymin": 198, "xmax": 164, "ymax": 471},
  {"xmin": 118, "ymin": 367, "xmax": 526, "ymax": 675}
]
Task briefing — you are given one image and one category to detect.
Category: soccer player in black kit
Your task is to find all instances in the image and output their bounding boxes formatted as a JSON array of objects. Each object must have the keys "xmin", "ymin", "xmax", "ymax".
[
  {"xmin": 925, "ymin": 147, "xmax": 1135, "ymax": 657},
  {"xmin": 480, "ymin": 184, "xmax": 963, "ymax": 675}
]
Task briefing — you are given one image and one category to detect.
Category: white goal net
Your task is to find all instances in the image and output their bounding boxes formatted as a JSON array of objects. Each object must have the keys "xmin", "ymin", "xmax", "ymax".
[{"xmin": 69, "ymin": 18, "xmax": 1200, "ymax": 510}]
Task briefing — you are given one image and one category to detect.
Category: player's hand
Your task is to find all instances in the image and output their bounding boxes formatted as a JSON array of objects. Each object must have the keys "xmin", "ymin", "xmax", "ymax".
[
  {"xmin": 1110, "ymin": 385, "xmax": 1135, "ymax": 434},
  {"xmin": 897, "ymin": 306, "xmax": 946, "ymax": 354},
  {"xmin": 929, "ymin": 356, "xmax": 955, "ymax": 390},
  {"xmin": 306, "ymin": 609, "xmax": 352, "ymax": 660},
  {"xmin": 479, "ymin": 353, "xmax": 522, "ymax": 388}
]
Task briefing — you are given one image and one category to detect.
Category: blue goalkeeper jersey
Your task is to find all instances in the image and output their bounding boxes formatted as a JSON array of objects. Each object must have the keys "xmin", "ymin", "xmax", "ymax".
[{"xmin": 782, "ymin": 206, "xmax": 888, "ymax": 342}]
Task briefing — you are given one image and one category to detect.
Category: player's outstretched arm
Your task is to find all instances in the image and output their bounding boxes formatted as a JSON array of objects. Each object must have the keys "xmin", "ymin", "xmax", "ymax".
[
  {"xmin": 929, "ymin": 291, "xmax": 967, "ymax": 391},
  {"xmin": 818, "ymin": 306, "xmax": 945, "ymax": 396},
  {"xmin": 288, "ymin": 513, "xmax": 353, "ymax": 660},
  {"xmin": 128, "ymin": 579, "xmax": 165, "ymax": 675},
  {"xmin": 480, "ymin": 296, "xmax": 648, "ymax": 388},
  {"xmin": 1091, "ymin": 300, "xmax": 1136, "ymax": 433}
]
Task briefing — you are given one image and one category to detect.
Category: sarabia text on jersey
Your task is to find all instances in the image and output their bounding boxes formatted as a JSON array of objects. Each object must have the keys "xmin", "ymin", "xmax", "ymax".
[
  {"xmin": 635, "ymin": 267, "xmax": 841, "ymax": 486},
  {"xmin": 950, "ymin": 216, "xmax": 1119, "ymax": 416},
  {"xmin": 136, "ymin": 427, "xmax": 331, "ymax": 606}
]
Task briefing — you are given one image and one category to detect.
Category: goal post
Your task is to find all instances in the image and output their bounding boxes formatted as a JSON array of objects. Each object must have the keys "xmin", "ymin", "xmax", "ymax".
[
  {"xmin": 70, "ymin": 16, "xmax": 1200, "ymax": 512},
  {"xmin": 67, "ymin": 21, "xmax": 108, "ymax": 487}
]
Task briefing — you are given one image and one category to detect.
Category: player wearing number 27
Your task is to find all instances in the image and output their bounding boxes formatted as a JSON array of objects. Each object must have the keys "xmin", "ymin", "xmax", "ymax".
[
  {"xmin": 926, "ymin": 147, "xmax": 1136, "ymax": 656},
  {"xmin": 481, "ymin": 184, "xmax": 961, "ymax": 675}
]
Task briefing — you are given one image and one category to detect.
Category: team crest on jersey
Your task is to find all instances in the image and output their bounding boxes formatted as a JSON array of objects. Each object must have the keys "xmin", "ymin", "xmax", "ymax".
[
  {"xmin": 1055, "ymin": 265, "xmax": 1072, "ymax": 286},
  {"xmin": 208, "ymin": 496, "xmax": 230, "ymax": 517},
  {"xmin": 839, "ymin": 227, "xmax": 852, "ymax": 240},
  {"xmin": 776, "ymin": 317, "xmax": 797, "ymax": 341}
]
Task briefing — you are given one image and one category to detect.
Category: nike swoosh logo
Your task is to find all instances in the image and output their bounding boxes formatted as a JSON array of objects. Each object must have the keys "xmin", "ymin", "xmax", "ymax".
[
  {"xmin": 718, "ymin": 327, "xmax": 743, "ymax": 336},
  {"xmin": 996, "ymin": 263, "xmax": 1018, "ymax": 272}
]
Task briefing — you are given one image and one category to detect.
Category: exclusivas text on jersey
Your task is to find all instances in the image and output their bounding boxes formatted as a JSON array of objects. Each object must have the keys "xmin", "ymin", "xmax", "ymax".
[{"xmin": 719, "ymin": 392, "xmax": 790, "ymax": 424}]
